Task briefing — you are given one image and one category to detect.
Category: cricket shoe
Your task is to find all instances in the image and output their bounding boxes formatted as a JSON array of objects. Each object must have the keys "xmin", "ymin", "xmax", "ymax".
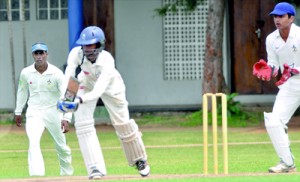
[
  {"xmin": 136, "ymin": 160, "xmax": 150, "ymax": 177},
  {"xmin": 268, "ymin": 162, "xmax": 297, "ymax": 173},
  {"xmin": 89, "ymin": 168, "xmax": 104, "ymax": 180}
]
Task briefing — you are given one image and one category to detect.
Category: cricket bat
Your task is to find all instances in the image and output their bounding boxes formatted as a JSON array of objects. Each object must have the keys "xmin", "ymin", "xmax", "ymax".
[{"xmin": 64, "ymin": 76, "xmax": 80, "ymax": 101}]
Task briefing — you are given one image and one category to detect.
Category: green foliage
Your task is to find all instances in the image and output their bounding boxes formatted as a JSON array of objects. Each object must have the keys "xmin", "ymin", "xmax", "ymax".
[
  {"xmin": 133, "ymin": 93, "xmax": 263, "ymax": 128},
  {"xmin": 0, "ymin": 120, "xmax": 14, "ymax": 125},
  {"xmin": 135, "ymin": 112, "xmax": 189, "ymax": 127},
  {"xmin": 181, "ymin": 110, "xmax": 262, "ymax": 128},
  {"xmin": 182, "ymin": 93, "xmax": 263, "ymax": 127},
  {"xmin": 224, "ymin": 92, "xmax": 244, "ymax": 118},
  {"xmin": 154, "ymin": 0, "xmax": 205, "ymax": 16}
]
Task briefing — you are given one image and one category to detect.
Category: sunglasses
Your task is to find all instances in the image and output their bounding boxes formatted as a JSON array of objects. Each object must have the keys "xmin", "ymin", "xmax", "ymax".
[{"xmin": 33, "ymin": 51, "xmax": 46, "ymax": 55}]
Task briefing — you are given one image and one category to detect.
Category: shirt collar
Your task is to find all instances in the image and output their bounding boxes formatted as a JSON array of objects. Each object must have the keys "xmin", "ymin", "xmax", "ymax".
[
  {"xmin": 275, "ymin": 23, "xmax": 296, "ymax": 38},
  {"xmin": 28, "ymin": 62, "xmax": 56, "ymax": 74}
]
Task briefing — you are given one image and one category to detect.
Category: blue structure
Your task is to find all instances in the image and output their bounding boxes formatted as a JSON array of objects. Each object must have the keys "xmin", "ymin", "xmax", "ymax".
[{"xmin": 68, "ymin": 0, "xmax": 84, "ymax": 51}]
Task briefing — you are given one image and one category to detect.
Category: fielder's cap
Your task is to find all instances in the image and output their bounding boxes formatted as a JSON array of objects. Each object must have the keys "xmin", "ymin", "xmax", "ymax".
[
  {"xmin": 269, "ymin": 2, "xmax": 296, "ymax": 16},
  {"xmin": 31, "ymin": 42, "xmax": 48, "ymax": 53}
]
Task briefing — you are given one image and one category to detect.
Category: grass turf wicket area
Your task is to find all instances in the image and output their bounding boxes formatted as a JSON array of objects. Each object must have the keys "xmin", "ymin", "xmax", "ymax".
[{"xmin": 1, "ymin": 124, "xmax": 300, "ymax": 181}]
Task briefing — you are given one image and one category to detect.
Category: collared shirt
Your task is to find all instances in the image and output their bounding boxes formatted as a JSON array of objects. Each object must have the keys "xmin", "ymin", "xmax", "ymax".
[
  {"xmin": 15, "ymin": 63, "xmax": 72, "ymax": 121},
  {"xmin": 64, "ymin": 46, "xmax": 126, "ymax": 103},
  {"xmin": 266, "ymin": 23, "xmax": 300, "ymax": 73}
]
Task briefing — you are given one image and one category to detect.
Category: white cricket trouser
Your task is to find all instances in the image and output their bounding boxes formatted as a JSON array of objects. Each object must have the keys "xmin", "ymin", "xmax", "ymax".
[
  {"xmin": 25, "ymin": 106, "xmax": 73, "ymax": 176},
  {"xmin": 267, "ymin": 80, "xmax": 300, "ymax": 165}
]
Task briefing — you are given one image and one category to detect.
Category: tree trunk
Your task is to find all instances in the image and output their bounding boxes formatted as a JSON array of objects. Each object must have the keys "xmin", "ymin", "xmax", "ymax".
[{"xmin": 202, "ymin": 0, "xmax": 227, "ymax": 94}]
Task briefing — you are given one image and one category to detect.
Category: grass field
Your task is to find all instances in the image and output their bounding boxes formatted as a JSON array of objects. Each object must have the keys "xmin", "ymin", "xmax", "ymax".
[{"xmin": 1, "ymin": 111, "xmax": 300, "ymax": 181}]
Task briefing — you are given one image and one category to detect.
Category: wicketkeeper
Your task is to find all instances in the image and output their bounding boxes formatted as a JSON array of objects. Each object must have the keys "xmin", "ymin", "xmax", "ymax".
[
  {"xmin": 57, "ymin": 26, "xmax": 150, "ymax": 180},
  {"xmin": 253, "ymin": 2, "xmax": 300, "ymax": 173}
]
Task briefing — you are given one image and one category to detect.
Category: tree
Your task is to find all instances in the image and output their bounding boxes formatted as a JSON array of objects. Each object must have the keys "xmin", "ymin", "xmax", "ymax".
[
  {"xmin": 202, "ymin": 0, "xmax": 228, "ymax": 94},
  {"xmin": 155, "ymin": 0, "xmax": 228, "ymax": 94},
  {"xmin": 155, "ymin": 0, "xmax": 200, "ymax": 15}
]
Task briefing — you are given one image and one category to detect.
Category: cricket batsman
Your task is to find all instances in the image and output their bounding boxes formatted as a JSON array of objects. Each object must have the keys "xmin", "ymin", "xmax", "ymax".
[
  {"xmin": 57, "ymin": 26, "xmax": 150, "ymax": 179},
  {"xmin": 253, "ymin": 2, "xmax": 300, "ymax": 173}
]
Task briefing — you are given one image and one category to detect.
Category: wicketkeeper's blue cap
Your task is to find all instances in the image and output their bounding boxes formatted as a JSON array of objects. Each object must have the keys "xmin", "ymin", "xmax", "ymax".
[
  {"xmin": 269, "ymin": 2, "xmax": 296, "ymax": 16},
  {"xmin": 31, "ymin": 42, "xmax": 48, "ymax": 52}
]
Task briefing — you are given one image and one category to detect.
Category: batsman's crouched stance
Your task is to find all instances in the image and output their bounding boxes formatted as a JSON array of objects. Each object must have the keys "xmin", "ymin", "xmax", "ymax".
[{"xmin": 58, "ymin": 26, "xmax": 150, "ymax": 180}]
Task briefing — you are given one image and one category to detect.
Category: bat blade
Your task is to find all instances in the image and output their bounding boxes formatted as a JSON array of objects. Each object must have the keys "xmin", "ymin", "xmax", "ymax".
[{"xmin": 64, "ymin": 76, "xmax": 79, "ymax": 101}]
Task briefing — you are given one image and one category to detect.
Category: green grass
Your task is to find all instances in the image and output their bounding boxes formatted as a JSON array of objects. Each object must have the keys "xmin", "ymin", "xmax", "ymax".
[
  {"xmin": 1, "ymin": 110, "xmax": 300, "ymax": 181},
  {"xmin": 134, "ymin": 109, "xmax": 263, "ymax": 128}
]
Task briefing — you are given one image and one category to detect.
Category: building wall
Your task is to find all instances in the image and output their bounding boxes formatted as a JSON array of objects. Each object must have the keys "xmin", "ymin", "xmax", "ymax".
[{"xmin": 114, "ymin": 0, "xmax": 204, "ymax": 109}]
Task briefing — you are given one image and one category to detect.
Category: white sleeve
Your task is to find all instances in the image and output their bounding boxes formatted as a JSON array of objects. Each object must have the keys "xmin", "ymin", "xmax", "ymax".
[
  {"xmin": 65, "ymin": 47, "xmax": 82, "ymax": 78},
  {"xmin": 80, "ymin": 68, "xmax": 114, "ymax": 102},
  {"xmin": 15, "ymin": 70, "xmax": 29, "ymax": 115},
  {"xmin": 61, "ymin": 47, "xmax": 82, "ymax": 98},
  {"xmin": 266, "ymin": 35, "xmax": 279, "ymax": 70},
  {"xmin": 62, "ymin": 113, "xmax": 73, "ymax": 122},
  {"xmin": 55, "ymin": 69, "xmax": 73, "ymax": 122}
]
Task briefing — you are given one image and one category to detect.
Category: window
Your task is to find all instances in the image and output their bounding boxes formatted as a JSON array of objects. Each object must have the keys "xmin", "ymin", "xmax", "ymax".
[
  {"xmin": 37, "ymin": 0, "xmax": 68, "ymax": 20},
  {"xmin": 163, "ymin": 0, "xmax": 208, "ymax": 80},
  {"xmin": 0, "ymin": 0, "xmax": 30, "ymax": 21}
]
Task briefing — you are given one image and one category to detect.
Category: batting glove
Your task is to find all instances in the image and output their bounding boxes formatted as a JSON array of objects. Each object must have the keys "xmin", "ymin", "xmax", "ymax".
[
  {"xmin": 57, "ymin": 97, "xmax": 81, "ymax": 113},
  {"xmin": 275, "ymin": 64, "xmax": 299, "ymax": 86}
]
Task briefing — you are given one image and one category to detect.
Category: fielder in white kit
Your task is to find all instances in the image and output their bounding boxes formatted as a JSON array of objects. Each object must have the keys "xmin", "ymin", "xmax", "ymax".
[
  {"xmin": 57, "ymin": 26, "xmax": 150, "ymax": 179},
  {"xmin": 253, "ymin": 2, "xmax": 300, "ymax": 173},
  {"xmin": 14, "ymin": 42, "xmax": 74, "ymax": 176}
]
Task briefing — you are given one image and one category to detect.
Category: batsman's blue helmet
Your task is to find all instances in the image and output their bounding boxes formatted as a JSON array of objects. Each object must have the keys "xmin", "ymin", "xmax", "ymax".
[{"xmin": 76, "ymin": 26, "xmax": 105, "ymax": 46}]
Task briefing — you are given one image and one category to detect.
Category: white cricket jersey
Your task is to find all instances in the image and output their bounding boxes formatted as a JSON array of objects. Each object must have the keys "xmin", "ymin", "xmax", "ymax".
[
  {"xmin": 266, "ymin": 23, "xmax": 300, "ymax": 76},
  {"xmin": 15, "ymin": 63, "xmax": 68, "ymax": 117},
  {"xmin": 64, "ymin": 46, "xmax": 126, "ymax": 103}
]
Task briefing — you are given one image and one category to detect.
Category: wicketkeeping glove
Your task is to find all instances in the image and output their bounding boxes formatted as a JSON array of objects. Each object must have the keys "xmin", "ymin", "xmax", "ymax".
[
  {"xmin": 253, "ymin": 59, "xmax": 278, "ymax": 81},
  {"xmin": 275, "ymin": 64, "xmax": 299, "ymax": 86},
  {"xmin": 57, "ymin": 98, "xmax": 81, "ymax": 113}
]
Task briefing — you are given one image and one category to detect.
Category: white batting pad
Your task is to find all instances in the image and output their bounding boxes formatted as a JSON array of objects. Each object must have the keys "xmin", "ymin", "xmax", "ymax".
[
  {"xmin": 75, "ymin": 119, "xmax": 107, "ymax": 176},
  {"xmin": 264, "ymin": 112, "xmax": 294, "ymax": 166},
  {"xmin": 114, "ymin": 119, "xmax": 147, "ymax": 166}
]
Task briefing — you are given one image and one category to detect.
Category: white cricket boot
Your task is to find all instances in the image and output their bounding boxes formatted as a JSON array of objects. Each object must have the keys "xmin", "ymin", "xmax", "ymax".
[{"xmin": 269, "ymin": 161, "xmax": 297, "ymax": 173}]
